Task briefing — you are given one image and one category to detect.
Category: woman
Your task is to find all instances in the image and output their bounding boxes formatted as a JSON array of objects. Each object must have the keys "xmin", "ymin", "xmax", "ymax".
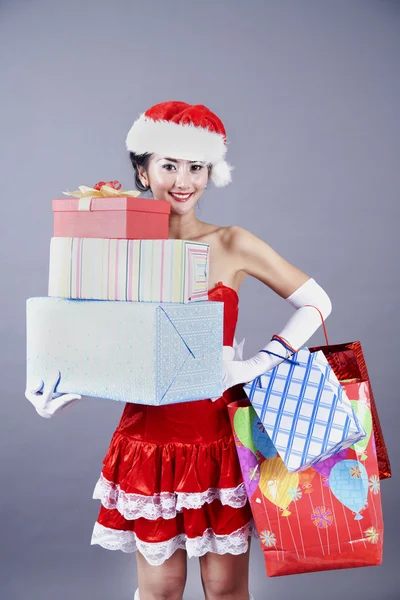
[
  {"xmin": 90, "ymin": 101, "xmax": 332, "ymax": 599},
  {"xmin": 31, "ymin": 101, "xmax": 332, "ymax": 600}
]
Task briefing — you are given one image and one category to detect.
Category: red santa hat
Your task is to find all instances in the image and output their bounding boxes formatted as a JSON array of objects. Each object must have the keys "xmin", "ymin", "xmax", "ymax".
[{"xmin": 125, "ymin": 101, "xmax": 233, "ymax": 187}]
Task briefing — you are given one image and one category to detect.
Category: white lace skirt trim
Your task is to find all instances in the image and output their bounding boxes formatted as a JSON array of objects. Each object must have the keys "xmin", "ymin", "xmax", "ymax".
[
  {"xmin": 91, "ymin": 520, "xmax": 259, "ymax": 566},
  {"xmin": 93, "ymin": 473, "xmax": 248, "ymax": 520}
]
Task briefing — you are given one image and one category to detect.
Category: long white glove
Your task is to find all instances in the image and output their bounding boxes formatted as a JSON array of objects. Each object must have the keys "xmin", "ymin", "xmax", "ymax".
[
  {"xmin": 222, "ymin": 278, "xmax": 332, "ymax": 391},
  {"xmin": 25, "ymin": 371, "xmax": 82, "ymax": 418}
]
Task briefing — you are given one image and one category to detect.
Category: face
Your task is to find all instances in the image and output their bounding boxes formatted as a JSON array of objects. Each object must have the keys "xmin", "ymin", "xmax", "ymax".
[{"xmin": 139, "ymin": 154, "xmax": 210, "ymax": 214}]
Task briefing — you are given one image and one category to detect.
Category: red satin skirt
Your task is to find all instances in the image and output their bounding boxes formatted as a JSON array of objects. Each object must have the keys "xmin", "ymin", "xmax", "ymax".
[{"xmin": 90, "ymin": 386, "xmax": 257, "ymax": 565}]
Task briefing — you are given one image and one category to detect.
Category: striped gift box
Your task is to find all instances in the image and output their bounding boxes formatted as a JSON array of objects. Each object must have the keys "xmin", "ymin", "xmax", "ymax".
[
  {"xmin": 48, "ymin": 237, "xmax": 209, "ymax": 303},
  {"xmin": 244, "ymin": 348, "xmax": 366, "ymax": 472}
]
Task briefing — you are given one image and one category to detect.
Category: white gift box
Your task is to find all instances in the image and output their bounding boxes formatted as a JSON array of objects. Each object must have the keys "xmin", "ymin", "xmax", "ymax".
[{"xmin": 26, "ymin": 297, "xmax": 223, "ymax": 405}]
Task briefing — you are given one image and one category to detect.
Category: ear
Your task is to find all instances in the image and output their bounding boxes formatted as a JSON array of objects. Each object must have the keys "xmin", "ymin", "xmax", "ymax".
[{"xmin": 137, "ymin": 165, "xmax": 149, "ymax": 187}]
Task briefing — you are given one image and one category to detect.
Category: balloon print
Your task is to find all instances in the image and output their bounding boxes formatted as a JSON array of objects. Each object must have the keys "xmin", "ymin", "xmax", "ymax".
[
  {"xmin": 329, "ymin": 459, "xmax": 368, "ymax": 520},
  {"xmin": 350, "ymin": 399, "xmax": 372, "ymax": 460},
  {"xmin": 236, "ymin": 445, "xmax": 260, "ymax": 499},
  {"xmin": 298, "ymin": 468, "xmax": 316, "ymax": 494},
  {"xmin": 313, "ymin": 448, "xmax": 349, "ymax": 484},
  {"xmin": 251, "ymin": 417, "xmax": 277, "ymax": 459},
  {"xmin": 233, "ymin": 408, "xmax": 257, "ymax": 455},
  {"xmin": 259, "ymin": 457, "xmax": 299, "ymax": 516}
]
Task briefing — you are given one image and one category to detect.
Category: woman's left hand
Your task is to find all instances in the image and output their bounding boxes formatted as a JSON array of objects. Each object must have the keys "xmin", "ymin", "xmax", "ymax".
[
  {"xmin": 221, "ymin": 338, "xmax": 292, "ymax": 393},
  {"xmin": 221, "ymin": 344, "xmax": 259, "ymax": 392},
  {"xmin": 222, "ymin": 358, "xmax": 250, "ymax": 392}
]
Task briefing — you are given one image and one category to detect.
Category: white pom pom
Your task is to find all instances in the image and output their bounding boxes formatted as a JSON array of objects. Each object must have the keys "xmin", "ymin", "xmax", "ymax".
[{"xmin": 210, "ymin": 159, "xmax": 233, "ymax": 187}]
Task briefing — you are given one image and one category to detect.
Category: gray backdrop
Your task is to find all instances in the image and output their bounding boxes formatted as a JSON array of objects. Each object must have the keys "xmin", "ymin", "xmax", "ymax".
[{"xmin": 1, "ymin": 0, "xmax": 399, "ymax": 598}]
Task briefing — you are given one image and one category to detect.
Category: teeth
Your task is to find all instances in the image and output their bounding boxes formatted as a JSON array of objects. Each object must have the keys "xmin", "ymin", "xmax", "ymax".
[{"xmin": 171, "ymin": 193, "xmax": 191, "ymax": 199}]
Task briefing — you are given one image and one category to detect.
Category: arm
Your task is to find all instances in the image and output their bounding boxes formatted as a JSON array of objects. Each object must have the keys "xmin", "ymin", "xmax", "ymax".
[{"xmin": 221, "ymin": 227, "xmax": 332, "ymax": 390}]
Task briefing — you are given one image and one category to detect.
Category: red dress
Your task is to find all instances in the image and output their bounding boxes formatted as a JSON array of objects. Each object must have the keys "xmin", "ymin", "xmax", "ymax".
[{"xmin": 90, "ymin": 282, "xmax": 257, "ymax": 566}]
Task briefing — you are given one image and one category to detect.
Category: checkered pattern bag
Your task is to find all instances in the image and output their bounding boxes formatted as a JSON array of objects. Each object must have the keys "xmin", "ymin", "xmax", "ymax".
[{"xmin": 244, "ymin": 347, "xmax": 365, "ymax": 472}]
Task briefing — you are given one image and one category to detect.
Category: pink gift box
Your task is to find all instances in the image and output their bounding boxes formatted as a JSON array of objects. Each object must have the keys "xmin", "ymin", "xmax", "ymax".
[{"xmin": 53, "ymin": 196, "xmax": 170, "ymax": 240}]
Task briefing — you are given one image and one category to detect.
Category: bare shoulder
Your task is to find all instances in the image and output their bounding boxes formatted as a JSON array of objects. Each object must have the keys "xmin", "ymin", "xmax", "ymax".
[
  {"xmin": 216, "ymin": 225, "xmax": 263, "ymax": 248},
  {"xmin": 223, "ymin": 225, "xmax": 254, "ymax": 247},
  {"xmin": 219, "ymin": 225, "xmax": 263, "ymax": 255},
  {"xmin": 207, "ymin": 225, "xmax": 246, "ymax": 256},
  {"xmin": 193, "ymin": 224, "xmax": 310, "ymax": 296},
  {"xmin": 224, "ymin": 226, "xmax": 311, "ymax": 298},
  {"xmin": 217, "ymin": 224, "xmax": 242, "ymax": 245},
  {"xmin": 195, "ymin": 223, "xmax": 236, "ymax": 247}
]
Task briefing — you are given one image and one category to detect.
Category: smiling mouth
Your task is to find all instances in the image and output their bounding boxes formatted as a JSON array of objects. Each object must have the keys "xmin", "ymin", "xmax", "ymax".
[{"xmin": 169, "ymin": 192, "xmax": 194, "ymax": 202}]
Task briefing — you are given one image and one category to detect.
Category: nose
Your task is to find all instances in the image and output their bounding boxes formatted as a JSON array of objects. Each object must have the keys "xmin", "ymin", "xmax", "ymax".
[{"xmin": 175, "ymin": 166, "xmax": 191, "ymax": 189}]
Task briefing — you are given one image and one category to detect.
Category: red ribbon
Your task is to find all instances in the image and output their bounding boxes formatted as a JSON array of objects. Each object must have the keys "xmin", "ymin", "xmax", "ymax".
[{"xmin": 93, "ymin": 180, "xmax": 122, "ymax": 191}]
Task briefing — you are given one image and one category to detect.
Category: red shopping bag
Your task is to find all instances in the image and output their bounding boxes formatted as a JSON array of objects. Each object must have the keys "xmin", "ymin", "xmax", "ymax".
[
  {"xmin": 297, "ymin": 303, "xmax": 391, "ymax": 479},
  {"xmin": 228, "ymin": 388, "xmax": 384, "ymax": 577},
  {"xmin": 309, "ymin": 340, "xmax": 391, "ymax": 480}
]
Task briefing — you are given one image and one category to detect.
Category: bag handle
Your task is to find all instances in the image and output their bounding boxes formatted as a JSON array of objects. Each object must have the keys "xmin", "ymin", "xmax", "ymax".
[
  {"xmin": 270, "ymin": 304, "xmax": 330, "ymax": 354},
  {"xmin": 304, "ymin": 304, "xmax": 330, "ymax": 345}
]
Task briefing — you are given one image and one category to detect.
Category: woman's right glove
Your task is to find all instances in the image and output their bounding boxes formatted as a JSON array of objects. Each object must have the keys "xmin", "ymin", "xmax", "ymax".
[{"xmin": 25, "ymin": 371, "xmax": 82, "ymax": 418}]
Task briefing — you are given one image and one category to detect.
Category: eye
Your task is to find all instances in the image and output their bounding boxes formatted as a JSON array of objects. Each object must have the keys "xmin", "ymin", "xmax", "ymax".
[
  {"xmin": 162, "ymin": 163, "xmax": 176, "ymax": 171},
  {"xmin": 191, "ymin": 164, "xmax": 203, "ymax": 172}
]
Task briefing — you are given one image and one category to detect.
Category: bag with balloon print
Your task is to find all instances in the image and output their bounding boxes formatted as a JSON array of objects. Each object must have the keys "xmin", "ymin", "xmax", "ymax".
[{"xmin": 228, "ymin": 395, "xmax": 384, "ymax": 577}]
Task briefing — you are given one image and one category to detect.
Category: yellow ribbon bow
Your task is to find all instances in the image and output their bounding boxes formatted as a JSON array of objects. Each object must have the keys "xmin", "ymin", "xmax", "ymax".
[{"xmin": 62, "ymin": 180, "xmax": 140, "ymax": 199}]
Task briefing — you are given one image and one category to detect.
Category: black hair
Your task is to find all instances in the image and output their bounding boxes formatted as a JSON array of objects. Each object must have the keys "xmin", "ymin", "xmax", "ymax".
[{"xmin": 129, "ymin": 152, "xmax": 152, "ymax": 192}]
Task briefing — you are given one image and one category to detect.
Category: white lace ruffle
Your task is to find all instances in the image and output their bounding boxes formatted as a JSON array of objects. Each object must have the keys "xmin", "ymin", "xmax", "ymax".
[
  {"xmin": 91, "ymin": 520, "xmax": 258, "ymax": 566},
  {"xmin": 93, "ymin": 473, "xmax": 248, "ymax": 520}
]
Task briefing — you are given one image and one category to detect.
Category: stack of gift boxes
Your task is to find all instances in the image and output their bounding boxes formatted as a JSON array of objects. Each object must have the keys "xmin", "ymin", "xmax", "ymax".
[{"xmin": 26, "ymin": 182, "xmax": 224, "ymax": 406}]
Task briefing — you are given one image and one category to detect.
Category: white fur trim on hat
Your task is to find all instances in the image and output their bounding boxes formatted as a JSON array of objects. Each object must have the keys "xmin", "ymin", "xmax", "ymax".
[{"xmin": 126, "ymin": 114, "xmax": 227, "ymax": 165}]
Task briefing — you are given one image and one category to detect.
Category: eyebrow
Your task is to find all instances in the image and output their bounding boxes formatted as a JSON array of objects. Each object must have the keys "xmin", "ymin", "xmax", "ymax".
[{"xmin": 158, "ymin": 157, "xmax": 205, "ymax": 164}]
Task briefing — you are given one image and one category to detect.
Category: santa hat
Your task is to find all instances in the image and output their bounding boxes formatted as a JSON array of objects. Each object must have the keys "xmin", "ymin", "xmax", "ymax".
[{"xmin": 125, "ymin": 101, "xmax": 233, "ymax": 187}]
